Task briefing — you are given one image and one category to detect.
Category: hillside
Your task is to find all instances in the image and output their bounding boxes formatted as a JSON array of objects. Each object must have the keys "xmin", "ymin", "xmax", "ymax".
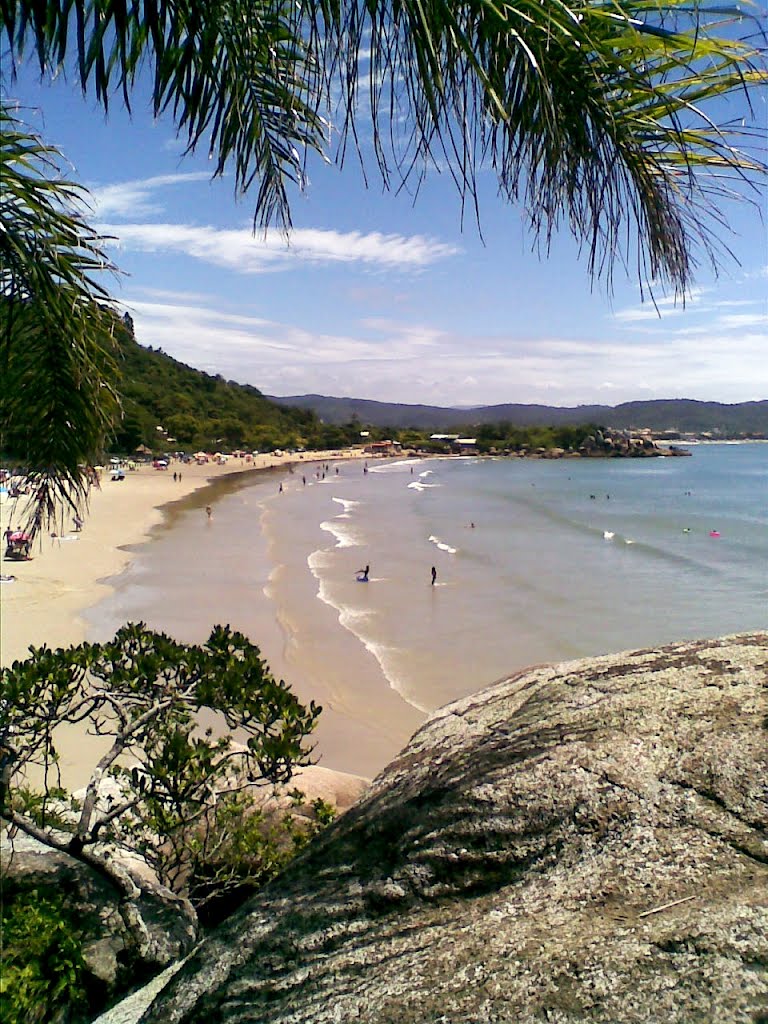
[
  {"xmin": 269, "ymin": 394, "xmax": 768, "ymax": 436},
  {"xmin": 103, "ymin": 324, "xmax": 767, "ymax": 455},
  {"xmin": 110, "ymin": 324, "xmax": 324, "ymax": 453}
]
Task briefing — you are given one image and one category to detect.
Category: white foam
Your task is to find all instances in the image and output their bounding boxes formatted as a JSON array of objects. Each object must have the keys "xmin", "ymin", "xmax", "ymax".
[
  {"xmin": 428, "ymin": 534, "xmax": 458, "ymax": 555},
  {"xmin": 304, "ymin": 558, "xmax": 428, "ymax": 713},
  {"xmin": 320, "ymin": 519, "xmax": 359, "ymax": 548},
  {"xmin": 332, "ymin": 496, "xmax": 361, "ymax": 513},
  {"xmin": 408, "ymin": 481, "xmax": 440, "ymax": 491},
  {"xmin": 367, "ymin": 458, "xmax": 421, "ymax": 474},
  {"xmin": 603, "ymin": 531, "xmax": 615, "ymax": 540}
]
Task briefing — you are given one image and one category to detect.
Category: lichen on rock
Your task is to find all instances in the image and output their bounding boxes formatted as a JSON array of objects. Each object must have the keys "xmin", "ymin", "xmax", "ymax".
[{"xmin": 104, "ymin": 632, "xmax": 767, "ymax": 1024}]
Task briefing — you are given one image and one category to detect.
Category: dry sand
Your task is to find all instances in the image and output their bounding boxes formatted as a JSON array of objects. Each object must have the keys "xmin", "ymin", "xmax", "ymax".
[{"xmin": 0, "ymin": 451, "xmax": 371, "ymax": 794}]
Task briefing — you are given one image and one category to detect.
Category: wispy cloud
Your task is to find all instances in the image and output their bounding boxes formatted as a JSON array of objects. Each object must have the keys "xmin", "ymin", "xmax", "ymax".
[
  {"xmin": 611, "ymin": 287, "xmax": 707, "ymax": 323},
  {"xmin": 101, "ymin": 222, "xmax": 459, "ymax": 273},
  {"xmin": 89, "ymin": 173, "xmax": 212, "ymax": 218},
  {"xmin": 123, "ymin": 298, "xmax": 768, "ymax": 408},
  {"xmin": 610, "ymin": 274, "xmax": 767, "ymax": 341}
]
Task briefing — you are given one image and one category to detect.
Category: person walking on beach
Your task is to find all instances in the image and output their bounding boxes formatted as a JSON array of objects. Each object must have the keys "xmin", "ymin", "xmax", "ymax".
[
  {"xmin": 206, "ymin": 505, "xmax": 212, "ymax": 520},
  {"xmin": 431, "ymin": 566, "xmax": 437, "ymax": 586}
]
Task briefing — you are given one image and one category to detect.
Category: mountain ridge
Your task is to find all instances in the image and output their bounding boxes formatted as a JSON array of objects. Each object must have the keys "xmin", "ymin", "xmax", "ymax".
[{"xmin": 267, "ymin": 394, "xmax": 768, "ymax": 434}]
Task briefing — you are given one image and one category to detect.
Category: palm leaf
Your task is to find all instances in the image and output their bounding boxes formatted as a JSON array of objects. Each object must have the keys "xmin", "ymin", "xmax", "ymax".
[
  {"xmin": 2, "ymin": 1, "xmax": 766, "ymax": 288},
  {"xmin": 0, "ymin": 106, "xmax": 120, "ymax": 532}
]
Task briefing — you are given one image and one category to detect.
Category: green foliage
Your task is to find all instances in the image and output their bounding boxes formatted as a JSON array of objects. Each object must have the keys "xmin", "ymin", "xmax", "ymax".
[
  {"xmin": 0, "ymin": 109, "xmax": 120, "ymax": 529},
  {"xmin": 108, "ymin": 326, "xmax": 323, "ymax": 454},
  {"xmin": 471, "ymin": 422, "xmax": 603, "ymax": 454},
  {"xmin": 0, "ymin": 889, "xmax": 88, "ymax": 1024},
  {"xmin": 0, "ymin": 624, "xmax": 322, "ymax": 913},
  {"xmin": 11, "ymin": 785, "xmax": 77, "ymax": 832},
  {"xmin": 186, "ymin": 789, "xmax": 337, "ymax": 927},
  {"xmin": 4, "ymin": 2, "xmax": 765, "ymax": 293}
]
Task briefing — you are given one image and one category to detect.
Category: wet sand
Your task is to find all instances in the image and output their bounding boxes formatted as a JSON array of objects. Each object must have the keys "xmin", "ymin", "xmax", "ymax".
[
  {"xmin": 82, "ymin": 460, "xmax": 425, "ymax": 781},
  {"xmin": 0, "ymin": 450, "xmax": 370, "ymax": 788}
]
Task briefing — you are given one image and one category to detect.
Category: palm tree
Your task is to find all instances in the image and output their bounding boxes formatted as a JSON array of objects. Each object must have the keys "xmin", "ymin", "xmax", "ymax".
[
  {"xmin": 0, "ymin": 108, "xmax": 120, "ymax": 530},
  {"xmin": 1, "ymin": 1, "xmax": 765, "ymax": 520}
]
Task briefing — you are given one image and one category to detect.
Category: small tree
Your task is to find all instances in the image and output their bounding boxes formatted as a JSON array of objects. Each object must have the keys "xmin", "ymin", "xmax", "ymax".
[{"xmin": 0, "ymin": 624, "xmax": 322, "ymax": 906}]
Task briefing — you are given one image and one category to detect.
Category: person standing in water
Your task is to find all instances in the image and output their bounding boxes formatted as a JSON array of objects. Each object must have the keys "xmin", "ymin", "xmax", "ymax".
[
  {"xmin": 205, "ymin": 505, "xmax": 212, "ymax": 520},
  {"xmin": 431, "ymin": 566, "xmax": 437, "ymax": 586}
]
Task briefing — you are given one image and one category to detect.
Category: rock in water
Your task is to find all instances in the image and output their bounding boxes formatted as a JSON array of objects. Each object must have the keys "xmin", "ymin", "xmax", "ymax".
[{"xmin": 136, "ymin": 633, "xmax": 767, "ymax": 1024}]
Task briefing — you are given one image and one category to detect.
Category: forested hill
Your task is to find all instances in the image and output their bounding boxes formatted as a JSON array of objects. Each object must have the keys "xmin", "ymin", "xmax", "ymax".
[
  {"xmin": 106, "ymin": 324, "xmax": 765, "ymax": 455},
  {"xmin": 269, "ymin": 394, "xmax": 768, "ymax": 436},
  {"xmin": 111, "ymin": 326, "xmax": 324, "ymax": 453}
]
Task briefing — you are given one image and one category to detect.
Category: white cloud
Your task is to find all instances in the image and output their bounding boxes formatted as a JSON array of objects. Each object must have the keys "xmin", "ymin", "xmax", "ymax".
[
  {"xmin": 611, "ymin": 287, "xmax": 707, "ymax": 323},
  {"xmin": 716, "ymin": 312, "xmax": 768, "ymax": 329},
  {"xmin": 101, "ymin": 222, "xmax": 459, "ymax": 273},
  {"xmin": 123, "ymin": 297, "xmax": 768, "ymax": 408},
  {"xmin": 89, "ymin": 173, "xmax": 212, "ymax": 218}
]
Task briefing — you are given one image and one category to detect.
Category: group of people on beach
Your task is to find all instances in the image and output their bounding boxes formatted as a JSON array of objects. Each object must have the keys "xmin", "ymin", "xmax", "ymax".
[{"xmin": 204, "ymin": 458, "xmax": 445, "ymax": 586}]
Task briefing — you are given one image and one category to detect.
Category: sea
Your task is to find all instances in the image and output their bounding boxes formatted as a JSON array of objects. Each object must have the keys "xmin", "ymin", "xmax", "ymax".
[{"xmin": 86, "ymin": 443, "xmax": 768, "ymax": 778}]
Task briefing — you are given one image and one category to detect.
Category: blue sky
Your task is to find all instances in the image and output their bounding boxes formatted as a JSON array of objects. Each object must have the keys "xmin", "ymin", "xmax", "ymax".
[{"xmin": 8, "ymin": 56, "xmax": 767, "ymax": 408}]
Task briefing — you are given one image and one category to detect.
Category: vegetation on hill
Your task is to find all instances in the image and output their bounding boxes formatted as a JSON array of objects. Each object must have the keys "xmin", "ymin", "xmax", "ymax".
[
  {"xmin": 104, "ymin": 329, "xmax": 609, "ymax": 457},
  {"xmin": 111, "ymin": 318, "xmax": 320, "ymax": 454},
  {"xmin": 271, "ymin": 394, "xmax": 768, "ymax": 438}
]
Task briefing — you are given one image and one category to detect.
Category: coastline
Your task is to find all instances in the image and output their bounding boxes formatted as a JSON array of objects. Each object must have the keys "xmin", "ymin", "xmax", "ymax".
[
  {"xmin": 0, "ymin": 450, "xmax": 368, "ymax": 668},
  {"xmin": 0, "ymin": 450, "xmax": 372, "ymax": 791}
]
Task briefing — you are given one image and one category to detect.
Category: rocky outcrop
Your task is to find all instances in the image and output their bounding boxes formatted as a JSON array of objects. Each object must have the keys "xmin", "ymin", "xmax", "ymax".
[
  {"xmin": 0, "ymin": 829, "xmax": 198, "ymax": 1018},
  {"xmin": 578, "ymin": 428, "xmax": 687, "ymax": 457},
  {"xmin": 106, "ymin": 633, "xmax": 766, "ymax": 1024}
]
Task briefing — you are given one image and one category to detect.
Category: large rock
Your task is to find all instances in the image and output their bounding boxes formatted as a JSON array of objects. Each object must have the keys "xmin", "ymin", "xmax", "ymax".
[
  {"xmin": 0, "ymin": 829, "xmax": 198, "ymax": 1017},
  {"xmin": 115, "ymin": 633, "xmax": 766, "ymax": 1023}
]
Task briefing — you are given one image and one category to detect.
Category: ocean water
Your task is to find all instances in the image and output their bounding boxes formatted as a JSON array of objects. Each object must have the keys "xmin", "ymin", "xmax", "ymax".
[{"xmin": 86, "ymin": 444, "xmax": 768, "ymax": 776}]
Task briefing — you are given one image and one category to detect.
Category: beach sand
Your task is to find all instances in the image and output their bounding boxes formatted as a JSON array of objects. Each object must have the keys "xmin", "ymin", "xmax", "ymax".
[{"xmin": 0, "ymin": 451, "xmax": 371, "ymax": 791}]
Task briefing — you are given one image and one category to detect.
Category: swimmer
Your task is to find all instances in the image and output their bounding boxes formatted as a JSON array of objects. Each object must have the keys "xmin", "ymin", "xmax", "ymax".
[{"xmin": 431, "ymin": 566, "xmax": 437, "ymax": 586}]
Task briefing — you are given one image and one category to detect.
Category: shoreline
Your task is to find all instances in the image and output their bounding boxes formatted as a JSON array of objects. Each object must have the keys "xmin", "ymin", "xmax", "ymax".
[
  {"xmin": 1, "ymin": 449, "xmax": 373, "ymax": 793},
  {"xmin": 0, "ymin": 449, "xmax": 370, "ymax": 669}
]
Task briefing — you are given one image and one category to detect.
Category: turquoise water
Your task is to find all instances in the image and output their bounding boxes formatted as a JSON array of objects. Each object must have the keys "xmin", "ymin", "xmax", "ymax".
[{"xmin": 87, "ymin": 444, "xmax": 767, "ymax": 775}]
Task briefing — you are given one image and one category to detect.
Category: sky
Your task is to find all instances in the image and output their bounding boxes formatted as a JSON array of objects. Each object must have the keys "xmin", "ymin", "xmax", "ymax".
[{"xmin": 7, "ymin": 43, "xmax": 768, "ymax": 409}]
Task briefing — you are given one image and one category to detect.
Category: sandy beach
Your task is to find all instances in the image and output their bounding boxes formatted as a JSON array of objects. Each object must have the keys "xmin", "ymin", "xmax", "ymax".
[{"xmin": 0, "ymin": 450, "xmax": 370, "ymax": 791}]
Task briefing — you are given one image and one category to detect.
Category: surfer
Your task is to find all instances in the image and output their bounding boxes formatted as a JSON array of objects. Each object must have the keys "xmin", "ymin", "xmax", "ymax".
[
  {"xmin": 431, "ymin": 566, "xmax": 437, "ymax": 586},
  {"xmin": 356, "ymin": 564, "xmax": 370, "ymax": 582}
]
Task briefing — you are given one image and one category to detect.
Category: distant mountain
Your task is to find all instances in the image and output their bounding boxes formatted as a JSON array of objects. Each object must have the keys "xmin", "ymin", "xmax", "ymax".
[{"xmin": 268, "ymin": 395, "xmax": 768, "ymax": 436}]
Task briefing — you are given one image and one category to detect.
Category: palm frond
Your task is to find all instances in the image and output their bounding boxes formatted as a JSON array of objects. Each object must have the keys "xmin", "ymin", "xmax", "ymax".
[
  {"xmin": 3, "ymin": 1, "xmax": 766, "ymax": 290},
  {"xmin": 0, "ymin": 105, "xmax": 120, "ymax": 532}
]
